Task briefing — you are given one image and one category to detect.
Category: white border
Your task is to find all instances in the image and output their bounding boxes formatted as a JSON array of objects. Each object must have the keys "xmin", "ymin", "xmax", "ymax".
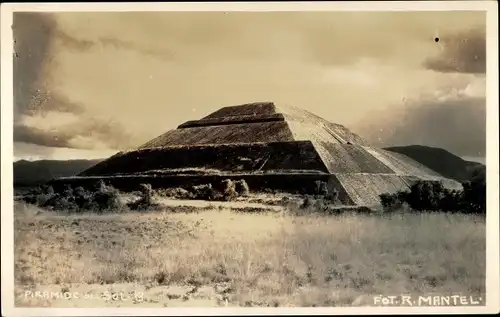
[{"xmin": 1, "ymin": 2, "xmax": 498, "ymax": 316}]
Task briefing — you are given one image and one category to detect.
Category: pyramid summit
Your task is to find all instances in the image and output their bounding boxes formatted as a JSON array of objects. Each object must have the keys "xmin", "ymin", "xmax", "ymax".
[
  {"xmin": 137, "ymin": 102, "xmax": 370, "ymax": 149},
  {"xmin": 52, "ymin": 101, "xmax": 461, "ymax": 207}
]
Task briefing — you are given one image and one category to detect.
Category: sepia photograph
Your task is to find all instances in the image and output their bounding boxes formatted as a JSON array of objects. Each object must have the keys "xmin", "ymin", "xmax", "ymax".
[{"xmin": 1, "ymin": 1, "xmax": 498, "ymax": 315}]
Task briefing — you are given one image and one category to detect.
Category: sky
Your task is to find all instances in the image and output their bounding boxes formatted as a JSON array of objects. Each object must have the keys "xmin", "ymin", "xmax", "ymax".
[{"xmin": 12, "ymin": 11, "xmax": 487, "ymax": 163}]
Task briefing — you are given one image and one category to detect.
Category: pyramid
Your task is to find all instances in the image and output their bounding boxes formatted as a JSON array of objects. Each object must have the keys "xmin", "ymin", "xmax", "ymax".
[{"xmin": 52, "ymin": 102, "xmax": 462, "ymax": 206}]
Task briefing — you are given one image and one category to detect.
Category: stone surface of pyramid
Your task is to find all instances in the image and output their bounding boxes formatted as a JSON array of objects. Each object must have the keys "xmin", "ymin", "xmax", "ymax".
[{"xmin": 54, "ymin": 102, "xmax": 462, "ymax": 207}]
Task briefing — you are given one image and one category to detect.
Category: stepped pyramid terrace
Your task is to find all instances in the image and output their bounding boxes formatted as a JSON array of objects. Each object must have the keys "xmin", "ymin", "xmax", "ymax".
[{"xmin": 50, "ymin": 102, "xmax": 462, "ymax": 207}]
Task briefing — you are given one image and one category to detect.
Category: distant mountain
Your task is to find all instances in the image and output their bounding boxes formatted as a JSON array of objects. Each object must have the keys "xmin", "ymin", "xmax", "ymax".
[
  {"xmin": 384, "ymin": 145, "xmax": 485, "ymax": 182},
  {"xmin": 14, "ymin": 159, "xmax": 103, "ymax": 187}
]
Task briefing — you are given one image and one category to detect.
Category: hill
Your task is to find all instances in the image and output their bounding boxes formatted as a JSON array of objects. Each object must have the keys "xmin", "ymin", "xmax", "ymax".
[
  {"xmin": 14, "ymin": 159, "xmax": 103, "ymax": 187},
  {"xmin": 384, "ymin": 145, "xmax": 485, "ymax": 182}
]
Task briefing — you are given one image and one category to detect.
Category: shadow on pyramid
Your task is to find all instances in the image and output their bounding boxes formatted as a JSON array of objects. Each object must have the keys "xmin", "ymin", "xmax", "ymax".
[{"xmin": 50, "ymin": 102, "xmax": 462, "ymax": 207}]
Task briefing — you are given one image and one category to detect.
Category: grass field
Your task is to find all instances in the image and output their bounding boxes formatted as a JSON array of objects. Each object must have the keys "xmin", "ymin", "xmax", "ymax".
[{"xmin": 14, "ymin": 202, "xmax": 486, "ymax": 307}]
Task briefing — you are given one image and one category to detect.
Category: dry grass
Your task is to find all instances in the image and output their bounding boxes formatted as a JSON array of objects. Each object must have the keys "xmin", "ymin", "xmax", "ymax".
[{"xmin": 14, "ymin": 202, "xmax": 485, "ymax": 307}]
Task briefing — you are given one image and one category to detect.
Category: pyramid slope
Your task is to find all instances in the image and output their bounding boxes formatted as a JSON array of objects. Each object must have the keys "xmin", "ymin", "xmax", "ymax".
[
  {"xmin": 81, "ymin": 141, "xmax": 329, "ymax": 177},
  {"xmin": 362, "ymin": 147, "xmax": 442, "ymax": 178},
  {"xmin": 65, "ymin": 101, "xmax": 463, "ymax": 207},
  {"xmin": 312, "ymin": 143, "xmax": 394, "ymax": 174},
  {"xmin": 335, "ymin": 173, "xmax": 412, "ymax": 206},
  {"xmin": 277, "ymin": 105, "xmax": 370, "ymax": 145},
  {"xmin": 138, "ymin": 102, "xmax": 371, "ymax": 149},
  {"xmin": 138, "ymin": 121, "xmax": 294, "ymax": 148}
]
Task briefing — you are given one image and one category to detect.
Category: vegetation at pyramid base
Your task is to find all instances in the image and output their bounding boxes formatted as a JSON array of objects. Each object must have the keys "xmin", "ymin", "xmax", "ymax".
[
  {"xmin": 379, "ymin": 171, "xmax": 486, "ymax": 214},
  {"xmin": 21, "ymin": 178, "xmax": 252, "ymax": 213},
  {"xmin": 20, "ymin": 172, "xmax": 486, "ymax": 215},
  {"xmin": 22, "ymin": 180, "xmax": 126, "ymax": 213}
]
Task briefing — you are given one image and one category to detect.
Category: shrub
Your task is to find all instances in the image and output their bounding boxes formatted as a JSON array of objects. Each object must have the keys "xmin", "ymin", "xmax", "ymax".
[
  {"xmin": 22, "ymin": 185, "xmax": 51, "ymax": 205},
  {"xmin": 327, "ymin": 187, "xmax": 342, "ymax": 205},
  {"xmin": 301, "ymin": 195, "xmax": 312, "ymax": 209},
  {"xmin": 22, "ymin": 181, "xmax": 127, "ymax": 212},
  {"xmin": 221, "ymin": 179, "xmax": 238, "ymax": 201},
  {"xmin": 25, "ymin": 185, "xmax": 56, "ymax": 207},
  {"xmin": 298, "ymin": 187, "xmax": 346, "ymax": 213},
  {"xmin": 153, "ymin": 179, "xmax": 249, "ymax": 202},
  {"xmin": 20, "ymin": 184, "xmax": 78, "ymax": 212},
  {"xmin": 62, "ymin": 184, "xmax": 74, "ymax": 198},
  {"xmin": 45, "ymin": 194, "xmax": 79, "ymax": 211},
  {"xmin": 92, "ymin": 181, "xmax": 125, "ymax": 212},
  {"xmin": 379, "ymin": 191, "xmax": 412, "ymax": 213},
  {"xmin": 191, "ymin": 183, "xmax": 221, "ymax": 201},
  {"xmin": 461, "ymin": 180, "xmax": 486, "ymax": 214},
  {"xmin": 311, "ymin": 181, "xmax": 343, "ymax": 205},
  {"xmin": 379, "ymin": 178, "xmax": 486, "ymax": 214},
  {"xmin": 404, "ymin": 181, "xmax": 447, "ymax": 211},
  {"xmin": 438, "ymin": 189, "xmax": 463, "ymax": 212},
  {"xmin": 140, "ymin": 183, "xmax": 153, "ymax": 205},
  {"xmin": 234, "ymin": 179, "xmax": 250, "ymax": 197},
  {"xmin": 155, "ymin": 187, "xmax": 194, "ymax": 199},
  {"xmin": 127, "ymin": 183, "xmax": 163, "ymax": 211},
  {"xmin": 314, "ymin": 181, "xmax": 329, "ymax": 196},
  {"xmin": 42, "ymin": 185, "xmax": 54, "ymax": 196},
  {"xmin": 74, "ymin": 186, "xmax": 98, "ymax": 210},
  {"xmin": 380, "ymin": 192, "xmax": 403, "ymax": 212}
]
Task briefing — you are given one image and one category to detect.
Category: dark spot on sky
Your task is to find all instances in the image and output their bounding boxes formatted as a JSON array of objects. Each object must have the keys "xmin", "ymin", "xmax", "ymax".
[
  {"xmin": 424, "ymin": 29, "xmax": 485, "ymax": 74},
  {"xmin": 434, "ymin": 37, "xmax": 440, "ymax": 42}
]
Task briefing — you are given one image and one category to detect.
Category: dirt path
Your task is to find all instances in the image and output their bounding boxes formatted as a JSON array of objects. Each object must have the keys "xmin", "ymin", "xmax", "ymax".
[{"xmin": 156, "ymin": 197, "xmax": 285, "ymax": 212}]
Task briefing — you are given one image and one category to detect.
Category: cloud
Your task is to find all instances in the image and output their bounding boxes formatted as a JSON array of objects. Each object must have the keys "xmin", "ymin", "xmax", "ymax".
[
  {"xmin": 423, "ymin": 28, "xmax": 486, "ymax": 74},
  {"xmin": 14, "ymin": 142, "xmax": 118, "ymax": 161},
  {"xmin": 13, "ymin": 12, "xmax": 57, "ymax": 119},
  {"xmin": 53, "ymin": 29, "xmax": 175, "ymax": 61},
  {"xmin": 11, "ymin": 11, "xmax": 486, "ymax": 160},
  {"xmin": 14, "ymin": 124, "xmax": 70, "ymax": 148},
  {"xmin": 48, "ymin": 11, "xmax": 487, "ymax": 66},
  {"xmin": 54, "ymin": 29, "xmax": 95, "ymax": 51},
  {"xmin": 14, "ymin": 112, "xmax": 134, "ymax": 150},
  {"xmin": 22, "ymin": 90, "xmax": 86, "ymax": 116},
  {"xmin": 354, "ymin": 84, "xmax": 486, "ymax": 157},
  {"xmin": 97, "ymin": 37, "xmax": 175, "ymax": 61},
  {"xmin": 13, "ymin": 12, "xmax": 135, "ymax": 152},
  {"xmin": 292, "ymin": 11, "xmax": 486, "ymax": 68}
]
